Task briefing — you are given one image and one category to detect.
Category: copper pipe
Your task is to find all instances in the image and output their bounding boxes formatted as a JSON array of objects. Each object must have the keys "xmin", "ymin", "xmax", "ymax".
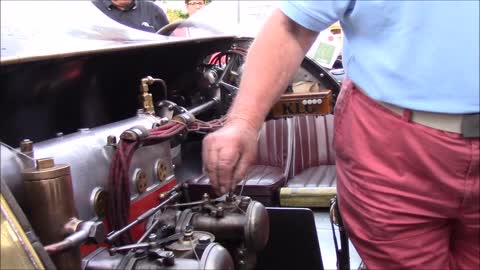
[
  {"xmin": 44, "ymin": 227, "xmax": 89, "ymax": 255},
  {"xmin": 45, "ymin": 239, "xmax": 76, "ymax": 255}
]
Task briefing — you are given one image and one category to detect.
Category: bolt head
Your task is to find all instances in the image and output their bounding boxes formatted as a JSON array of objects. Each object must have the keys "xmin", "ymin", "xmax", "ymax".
[
  {"xmin": 198, "ymin": 236, "xmax": 211, "ymax": 244},
  {"xmin": 88, "ymin": 221, "xmax": 106, "ymax": 244}
]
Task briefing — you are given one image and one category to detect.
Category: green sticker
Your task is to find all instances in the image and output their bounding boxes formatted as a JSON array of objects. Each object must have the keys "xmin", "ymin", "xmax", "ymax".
[{"xmin": 314, "ymin": 43, "xmax": 336, "ymax": 65}]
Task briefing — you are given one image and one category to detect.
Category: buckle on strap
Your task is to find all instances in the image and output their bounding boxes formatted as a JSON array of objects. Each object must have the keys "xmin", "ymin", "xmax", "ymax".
[{"xmin": 461, "ymin": 114, "xmax": 480, "ymax": 138}]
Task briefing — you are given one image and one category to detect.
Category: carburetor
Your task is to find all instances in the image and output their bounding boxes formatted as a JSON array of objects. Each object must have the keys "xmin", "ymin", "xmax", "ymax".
[{"xmin": 82, "ymin": 192, "xmax": 269, "ymax": 270}]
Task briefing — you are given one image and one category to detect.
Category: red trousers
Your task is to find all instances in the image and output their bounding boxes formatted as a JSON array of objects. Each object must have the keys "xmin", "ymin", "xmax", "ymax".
[{"xmin": 335, "ymin": 80, "xmax": 479, "ymax": 269}]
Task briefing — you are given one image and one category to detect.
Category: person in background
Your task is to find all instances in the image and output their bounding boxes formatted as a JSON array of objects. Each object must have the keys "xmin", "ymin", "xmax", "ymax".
[
  {"xmin": 202, "ymin": 1, "xmax": 479, "ymax": 269},
  {"xmin": 92, "ymin": 0, "xmax": 168, "ymax": 33},
  {"xmin": 185, "ymin": 0, "xmax": 205, "ymax": 17}
]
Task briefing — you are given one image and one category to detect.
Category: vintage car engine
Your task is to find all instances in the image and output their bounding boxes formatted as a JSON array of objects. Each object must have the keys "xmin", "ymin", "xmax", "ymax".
[{"xmin": 83, "ymin": 192, "xmax": 268, "ymax": 270}]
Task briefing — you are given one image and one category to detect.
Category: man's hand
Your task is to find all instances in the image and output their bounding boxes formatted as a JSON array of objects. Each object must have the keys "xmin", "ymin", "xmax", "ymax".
[{"xmin": 202, "ymin": 120, "xmax": 258, "ymax": 195}]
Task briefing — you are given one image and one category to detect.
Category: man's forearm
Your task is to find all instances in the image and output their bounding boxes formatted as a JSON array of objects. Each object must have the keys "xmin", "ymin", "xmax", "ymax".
[{"xmin": 227, "ymin": 9, "xmax": 319, "ymax": 131}]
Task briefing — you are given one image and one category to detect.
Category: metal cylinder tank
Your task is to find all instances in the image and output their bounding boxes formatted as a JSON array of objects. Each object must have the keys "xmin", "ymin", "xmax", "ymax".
[{"xmin": 21, "ymin": 157, "xmax": 81, "ymax": 270}]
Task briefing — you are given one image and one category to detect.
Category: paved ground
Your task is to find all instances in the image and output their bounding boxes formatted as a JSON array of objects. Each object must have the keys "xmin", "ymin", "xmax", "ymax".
[{"xmin": 313, "ymin": 210, "xmax": 362, "ymax": 270}]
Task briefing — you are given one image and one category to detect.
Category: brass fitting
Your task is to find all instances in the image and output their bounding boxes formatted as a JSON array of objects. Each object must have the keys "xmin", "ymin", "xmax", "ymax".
[
  {"xmin": 139, "ymin": 76, "xmax": 155, "ymax": 114},
  {"xmin": 20, "ymin": 139, "xmax": 33, "ymax": 156},
  {"xmin": 139, "ymin": 76, "xmax": 167, "ymax": 115}
]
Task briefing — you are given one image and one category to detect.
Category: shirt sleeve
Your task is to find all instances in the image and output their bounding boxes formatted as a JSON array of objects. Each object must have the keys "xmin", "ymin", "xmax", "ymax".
[{"xmin": 280, "ymin": 1, "xmax": 355, "ymax": 32}]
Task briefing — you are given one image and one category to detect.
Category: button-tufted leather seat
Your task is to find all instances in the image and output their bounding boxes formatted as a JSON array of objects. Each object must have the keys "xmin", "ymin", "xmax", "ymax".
[
  {"xmin": 188, "ymin": 118, "xmax": 293, "ymax": 206},
  {"xmin": 280, "ymin": 114, "xmax": 336, "ymax": 207}
]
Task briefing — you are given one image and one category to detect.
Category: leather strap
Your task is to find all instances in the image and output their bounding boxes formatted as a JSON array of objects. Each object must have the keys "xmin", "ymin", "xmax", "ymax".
[{"xmin": 330, "ymin": 196, "xmax": 350, "ymax": 270}]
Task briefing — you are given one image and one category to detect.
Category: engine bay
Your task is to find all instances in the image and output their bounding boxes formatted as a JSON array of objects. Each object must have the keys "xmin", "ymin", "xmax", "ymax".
[{"xmin": 1, "ymin": 36, "xmax": 340, "ymax": 270}]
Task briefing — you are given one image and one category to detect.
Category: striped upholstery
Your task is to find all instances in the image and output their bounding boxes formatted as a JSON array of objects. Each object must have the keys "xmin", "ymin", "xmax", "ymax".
[
  {"xmin": 291, "ymin": 114, "xmax": 336, "ymax": 177},
  {"xmin": 281, "ymin": 115, "xmax": 336, "ymax": 207},
  {"xmin": 256, "ymin": 117, "xmax": 291, "ymax": 177},
  {"xmin": 287, "ymin": 165, "xmax": 336, "ymax": 188},
  {"xmin": 188, "ymin": 118, "xmax": 292, "ymax": 206}
]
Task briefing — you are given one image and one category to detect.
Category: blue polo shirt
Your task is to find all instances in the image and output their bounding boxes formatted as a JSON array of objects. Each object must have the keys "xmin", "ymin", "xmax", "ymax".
[{"xmin": 281, "ymin": 1, "xmax": 479, "ymax": 114}]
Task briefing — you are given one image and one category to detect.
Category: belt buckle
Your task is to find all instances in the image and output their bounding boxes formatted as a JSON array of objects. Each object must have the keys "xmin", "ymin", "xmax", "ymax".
[{"xmin": 461, "ymin": 114, "xmax": 480, "ymax": 138}]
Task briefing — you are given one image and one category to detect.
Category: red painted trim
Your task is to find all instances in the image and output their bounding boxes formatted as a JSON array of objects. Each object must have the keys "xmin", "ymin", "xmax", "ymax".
[{"xmin": 80, "ymin": 179, "xmax": 177, "ymax": 257}]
